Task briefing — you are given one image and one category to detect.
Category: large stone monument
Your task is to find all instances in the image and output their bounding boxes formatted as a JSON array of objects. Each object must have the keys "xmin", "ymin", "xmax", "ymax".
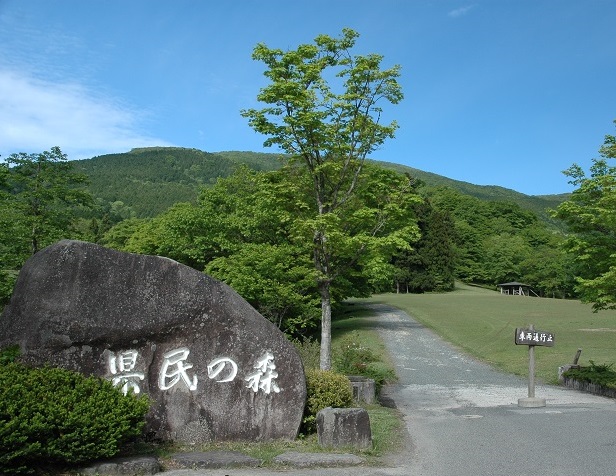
[{"xmin": 0, "ymin": 240, "xmax": 306, "ymax": 444}]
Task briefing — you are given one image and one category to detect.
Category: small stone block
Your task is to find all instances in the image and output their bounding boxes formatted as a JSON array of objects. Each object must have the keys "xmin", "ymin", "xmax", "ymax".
[
  {"xmin": 348, "ymin": 375, "xmax": 376, "ymax": 404},
  {"xmin": 316, "ymin": 407, "xmax": 372, "ymax": 449}
]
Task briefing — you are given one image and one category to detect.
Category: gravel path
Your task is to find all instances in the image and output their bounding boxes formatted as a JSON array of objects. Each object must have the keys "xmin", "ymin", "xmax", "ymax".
[{"xmin": 161, "ymin": 303, "xmax": 616, "ymax": 476}]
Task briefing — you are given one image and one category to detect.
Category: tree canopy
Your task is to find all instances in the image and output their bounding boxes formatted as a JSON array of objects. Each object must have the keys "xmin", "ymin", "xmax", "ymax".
[
  {"xmin": 554, "ymin": 120, "xmax": 616, "ymax": 310},
  {"xmin": 241, "ymin": 28, "xmax": 408, "ymax": 369},
  {"xmin": 0, "ymin": 147, "xmax": 93, "ymax": 304}
]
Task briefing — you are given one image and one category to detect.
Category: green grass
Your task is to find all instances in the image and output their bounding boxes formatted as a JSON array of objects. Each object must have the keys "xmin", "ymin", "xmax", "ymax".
[{"xmin": 358, "ymin": 283, "xmax": 616, "ymax": 385}]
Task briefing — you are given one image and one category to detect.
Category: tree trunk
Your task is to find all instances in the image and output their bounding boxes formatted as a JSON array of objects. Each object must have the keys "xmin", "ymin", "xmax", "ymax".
[{"xmin": 318, "ymin": 280, "xmax": 332, "ymax": 370}]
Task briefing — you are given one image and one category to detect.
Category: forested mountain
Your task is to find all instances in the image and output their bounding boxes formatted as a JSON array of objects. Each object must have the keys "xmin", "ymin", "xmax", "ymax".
[
  {"xmin": 373, "ymin": 160, "xmax": 567, "ymax": 227},
  {"xmin": 73, "ymin": 148, "xmax": 285, "ymax": 217},
  {"xmin": 74, "ymin": 147, "xmax": 567, "ymax": 222}
]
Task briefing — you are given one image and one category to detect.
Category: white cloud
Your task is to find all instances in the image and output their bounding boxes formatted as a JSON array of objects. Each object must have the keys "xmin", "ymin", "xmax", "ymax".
[
  {"xmin": 0, "ymin": 69, "xmax": 172, "ymax": 160},
  {"xmin": 448, "ymin": 4, "xmax": 477, "ymax": 18}
]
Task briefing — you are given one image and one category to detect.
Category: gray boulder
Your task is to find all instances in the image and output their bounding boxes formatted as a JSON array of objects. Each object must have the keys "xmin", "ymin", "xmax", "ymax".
[{"xmin": 0, "ymin": 240, "xmax": 306, "ymax": 444}]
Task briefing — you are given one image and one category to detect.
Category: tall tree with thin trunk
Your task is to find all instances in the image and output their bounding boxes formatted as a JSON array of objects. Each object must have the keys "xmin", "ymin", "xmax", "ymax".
[{"xmin": 242, "ymin": 29, "xmax": 405, "ymax": 369}]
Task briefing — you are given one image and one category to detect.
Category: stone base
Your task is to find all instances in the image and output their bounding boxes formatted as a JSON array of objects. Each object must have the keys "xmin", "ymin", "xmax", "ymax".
[
  {"xmin": 348, "ymin": 375, "xmax": 376, "ymax": 404},
  {"xmin": 317, "ymin": 407, "xmax": 372, "ymax": 449},
  {"xmin": 518, "ymin": 397, "xmax": 546, "ymax": 408}
]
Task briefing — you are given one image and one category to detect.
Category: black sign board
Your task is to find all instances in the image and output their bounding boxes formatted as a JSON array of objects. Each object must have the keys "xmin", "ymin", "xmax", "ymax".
[{"xmin": 515, "ymin": 328, "xmax": 554, "ymax": 347}]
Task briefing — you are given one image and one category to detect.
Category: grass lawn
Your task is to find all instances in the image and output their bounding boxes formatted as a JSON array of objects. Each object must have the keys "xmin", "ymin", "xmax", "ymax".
[{"xmin": 356, "ymin": 283, "xmax": 616, "ymax": 385}]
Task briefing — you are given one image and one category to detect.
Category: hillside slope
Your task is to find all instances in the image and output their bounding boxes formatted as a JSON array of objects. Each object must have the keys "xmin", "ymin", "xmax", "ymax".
[
  {"xmin": 74, "ymin": 148, "xmax": 284, "ymax": 216},
  {"xmin": 74, "ymin": 147, "xmax": 566, "ymax": 221},
  {"xmin": 373, "ymin": 160, "xmax": 567, "ymax": 226}
]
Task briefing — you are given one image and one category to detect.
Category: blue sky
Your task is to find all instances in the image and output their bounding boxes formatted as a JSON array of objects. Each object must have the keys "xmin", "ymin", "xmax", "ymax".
[{"xmin": 1, "ymin": 0, "xmax": 614, "ymax": 196}]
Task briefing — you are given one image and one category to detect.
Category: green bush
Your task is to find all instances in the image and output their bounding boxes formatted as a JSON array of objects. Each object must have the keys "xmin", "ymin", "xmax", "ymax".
[
  {"xmin": 563, "ymin": 360, "xmax": 616, "ymax": 389},
  {"xmin": 0, "ymin": 363, "xmax": 150, "ymax": 474},
  {"xmin": 333, "ymin": 334, "xmax": 396, "ymax": 393},
  {"xmin": 302, "ymin": 369, "xmax": 353, "ymax": 434},
  {"xmin": 0, "ymin": 345, "xmax": 20, "ymax": 365}
]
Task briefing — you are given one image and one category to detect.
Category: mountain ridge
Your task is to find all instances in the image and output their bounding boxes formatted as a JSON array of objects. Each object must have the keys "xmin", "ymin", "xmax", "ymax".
[{"xmin": 74, "ymin": 147, "xmax": 566, "ymax": 222}]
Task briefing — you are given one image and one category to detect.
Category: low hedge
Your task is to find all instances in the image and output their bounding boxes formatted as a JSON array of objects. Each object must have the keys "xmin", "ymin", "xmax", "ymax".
[
  {"xmin": 562, "ymin": 360, "xmax": 616, "ymax": 389},
  {"xmin": 302, "ymin": 369, "xmax": 353, "ymax": 433},
  {"xmin": 0, "ymin": 362, "xmax": 150, "ymax": 474}
]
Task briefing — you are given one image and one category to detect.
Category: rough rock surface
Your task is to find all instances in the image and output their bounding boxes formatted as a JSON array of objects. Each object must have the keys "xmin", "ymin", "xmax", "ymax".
[
  {"xmin": 0, "ymin": 240, "xmax": 306, "ymax": 444},
  {"xmin": 316, "ymin": 407, "xmax": 372, "ymax": 449}
]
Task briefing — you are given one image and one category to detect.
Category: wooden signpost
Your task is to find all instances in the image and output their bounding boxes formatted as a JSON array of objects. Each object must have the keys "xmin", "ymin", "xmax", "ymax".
[{"xmin": 515, "ymin": 324, "xmax": 555, "ymax": 407}]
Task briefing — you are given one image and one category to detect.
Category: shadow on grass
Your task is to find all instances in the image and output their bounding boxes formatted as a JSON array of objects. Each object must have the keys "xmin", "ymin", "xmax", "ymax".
[{"xmin": 333, "ymin": 301, "xmax": 424, "ymax": 336}]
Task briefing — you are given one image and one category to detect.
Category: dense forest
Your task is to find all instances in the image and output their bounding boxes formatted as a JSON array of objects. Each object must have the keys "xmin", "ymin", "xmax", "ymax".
[
  {"xmin": 73, "ymin": 147, "xmax": 566, "ymax": 223},
  {"xmin": 73, "ymin": 148, "xmax": 285, "ymax": 217},
  {"xmin": 1, "ymin": 145, "xmax": 583, "ymax": 338}
]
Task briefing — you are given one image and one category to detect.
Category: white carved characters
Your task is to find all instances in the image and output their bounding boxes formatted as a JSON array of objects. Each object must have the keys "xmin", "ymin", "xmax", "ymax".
[
  {"xmin": 106, "ymin": 347, "xmax": 281, "ymax": 396},
  {"xmin": 158, "ymin": 347, "xmax": 198, "ymax": 391},
  {"xmin": 245, "ymin": 351, "xmax": 280, "ymax": 394},
  {"xmin": 207, "ymin": 357, "xmax": 238, "ymax": 383},
  {"xmin": 108, "ymin": 350, "xmax": 145, "ymax": 395}
]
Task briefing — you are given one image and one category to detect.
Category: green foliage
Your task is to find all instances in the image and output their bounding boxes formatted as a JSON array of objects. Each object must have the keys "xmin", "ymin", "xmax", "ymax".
[
  {"xmin": 302, "ymin": 369, "xmax": 353, "ymax": 433},
  {"xmin": 242, "ymin": 28, "xmax": 408, "ymax": 370},
  {"xmin": 207, "ymin": 243, "xmax": 320, "ymax": 336},
  {"xmin": 333, "ymin": 332, "xmax": 396, "ymax": 393},
  {"xmin": 374, "ymin": 159, "xmax": 567, "ymax": 228},
  {"xmin": 0, "ymin": 270, "xmax": 17, "ymax": 308},
  {"xmin": 2, "ymin": 147, "xmax": 93, "ymax": 256},
  {"xmin": 291, "ymin": 338, "xmax": 321, "ymax": 371},
  {"xmin": 424, "ymin": 186, "xmax": 571, "ymax": 296},
  {"xmin": 334, "ymin": 333, "xmax": 379, "ymax": 373},
  {"xmin": 563, "ymin": 361, "xmax": 616, "ymax": 389},
  {"xmin": 0, "ymin": 363, "xmax": 149, "ymax": 474},
  {"xmin": 392, "ymin": 200, "xmax": 456, "ymax": 293},
  {"xmin": 74, "ymin": 147, "xmax": 283, "ymax": 218},
  {"xmin": 553, "ymin": 120, "xmax": 616, "ymax": 310},
  {"xmin": 0, "ymin": 147, "xmax": 94, "ymax": 307},
  {"xmin": 0, "ymin": 345, "xmax": 20, "ymax": 365},
  {"xmin": 116, "ymin": 164, "xmax": 419, "ymax": 340}
]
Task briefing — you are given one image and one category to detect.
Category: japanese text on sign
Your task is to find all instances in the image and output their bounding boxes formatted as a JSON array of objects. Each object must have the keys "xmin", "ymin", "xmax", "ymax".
[
  {"xmin": 107, "ymin": 348, "xmax": 280, "ymax": 395},
  {"xmin": 515, "ymin": 328, "xmax": 554, "ymax": 347}
]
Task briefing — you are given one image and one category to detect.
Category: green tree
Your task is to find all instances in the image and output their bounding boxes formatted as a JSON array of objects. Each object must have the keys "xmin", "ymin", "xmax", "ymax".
[
  {"xmin": 392, "ymin": 200, "xmax": 456, "ymax": 293},
  {"xmin": 0, "ymin": 147, "xmax": 92, "ymax": 305},
  {"xmin": 120, "ymin": 165, "xmax": 419, "ymax": 338},
  {"xmin": 554, "ymin": 120, "xmax": 616, "ymax": 310},
  {"xmin": 242, "ymin": 28, "xmax": 407, "ymax": 369},
  {"xmin": 2, "ymin": 147, "xmax": 92, "ymax": 256}
]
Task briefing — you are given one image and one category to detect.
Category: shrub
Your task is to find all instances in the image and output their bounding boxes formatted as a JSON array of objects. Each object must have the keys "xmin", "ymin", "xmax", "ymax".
[
  {"xmin": 0, "ymin": 363, "xmax": 150, "ymax": 474},
  {"xmin": 302, "ymin": 369, "xmax": 353, "ymax": 433},
  {"xmin": 0, "ymin": 344, "xmax": 20, "ymax": 365},
  {"xmin": 563, "ymin": 360, "xmax": 616, "ymax": 389},
  {"xmin": 333, "ymin": 333, "xmax": 396, "ymax": 393}
]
